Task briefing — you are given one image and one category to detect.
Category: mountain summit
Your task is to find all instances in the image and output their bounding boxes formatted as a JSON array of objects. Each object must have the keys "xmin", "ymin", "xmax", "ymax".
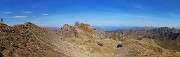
[{"xmin": 0, "ymin": 22, "xmax": 180, "ymax": 57}]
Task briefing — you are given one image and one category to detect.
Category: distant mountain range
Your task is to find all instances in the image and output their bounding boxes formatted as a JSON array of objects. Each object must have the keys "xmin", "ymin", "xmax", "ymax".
[
  {"xmin": 43, "ymin": 26, "xmax": 133, "ymax": 32},
  {"xmin": 92, "ymin": 26, "xmax": 133, "ymax": 31}
]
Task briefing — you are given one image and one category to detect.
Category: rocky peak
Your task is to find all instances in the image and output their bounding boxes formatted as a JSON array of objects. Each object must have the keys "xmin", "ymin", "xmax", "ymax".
[
  {"xmin": 60, "ymin": 22, "xmax": 92, "ymax": 32},
  {"xmin": 58, "ymin": 21, "xmax": 124, "ymax": 41},
  {"xmin": 63, "ymin": 24, "xmax": 72, "ymax": 29},
  {"xmin": 24, "ymin": 22, "xmax": 36, "ymax": 27},
  {"xmin": 0, "ymin": 22, "xmax": 9, "ymax": 28},
  {"xmin": 0, "ymin": 22, "xmax": 7, "ymax": 26},
  {"xmin": 75, "ymin": 21, "xmax": 80, "ymax": 26},
  {"xmin": 0, "ymin": 22, "xmax": 11, "ymax": 33},
  {"xmin": 59, "ymin": 22, "xmax": 92, "ymax": 38}
]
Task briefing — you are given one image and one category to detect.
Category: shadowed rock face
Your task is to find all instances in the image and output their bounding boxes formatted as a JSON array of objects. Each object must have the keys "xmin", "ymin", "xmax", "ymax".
[
  {"xmin": 149, "ymin": 27, "xmax": 180, "ymax": 51},
  {"xmin": 119, "ymin": 27, "xmax": 180, "ymax": 51},
  {"xmin": 110, "ymin": 27, "xmax": 180, "ymax": 52}
]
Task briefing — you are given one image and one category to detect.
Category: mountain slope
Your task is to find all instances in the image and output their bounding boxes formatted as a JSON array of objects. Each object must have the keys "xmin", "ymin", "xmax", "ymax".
[
  {"xmin": 0, "ymin": 22, "xmax": 180, "ymax": 57},
  {"xmin": 0, "ymin": 22, "xmax": 68, "ymax": 57}
]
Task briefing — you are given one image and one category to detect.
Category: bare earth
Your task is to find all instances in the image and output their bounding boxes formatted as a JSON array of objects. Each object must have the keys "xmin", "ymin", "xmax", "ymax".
[{"xmin": 0, "ymin": 22, "xmax": 179, "ymax": 57}]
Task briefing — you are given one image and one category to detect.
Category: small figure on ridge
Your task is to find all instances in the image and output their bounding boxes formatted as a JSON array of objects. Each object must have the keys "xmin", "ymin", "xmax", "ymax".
[{"xmin": 1, "ymin": 18, "xmax": 3, "ymax": 22}]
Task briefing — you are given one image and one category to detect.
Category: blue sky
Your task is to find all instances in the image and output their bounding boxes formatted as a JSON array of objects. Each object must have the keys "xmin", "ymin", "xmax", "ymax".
[{"xmin": 0, "ymin": 0, "xmax": 180, "ymax": 27}]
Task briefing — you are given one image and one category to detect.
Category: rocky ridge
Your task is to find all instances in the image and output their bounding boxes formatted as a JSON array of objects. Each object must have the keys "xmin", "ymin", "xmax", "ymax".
[
  {"xmin": 149, "ymin": 27, "xmax": 180, "ymax": 51},
  {"xmin": 0, "ymin": 22, "xmax": 68, "ymax": 57},
  {"xmin": 0, "ymin": 22, "xmax": 180, "ymax": 57}
]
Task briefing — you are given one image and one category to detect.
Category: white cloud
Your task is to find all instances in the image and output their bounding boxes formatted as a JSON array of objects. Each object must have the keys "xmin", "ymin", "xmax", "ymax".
[
  {"xmin": 13, "ymin": 16, "xmax": 27, "ymax": 18},
  {"xmin": 3, "ymin": 12, "xmax": 12, "ymax": 14},
  {"xmin": 23, "ymin": 11, "xmax": 32, "ymax": 13},
  {"xmin": 42, "ymin": 14, "xmax": 49, "ymax": 16}
]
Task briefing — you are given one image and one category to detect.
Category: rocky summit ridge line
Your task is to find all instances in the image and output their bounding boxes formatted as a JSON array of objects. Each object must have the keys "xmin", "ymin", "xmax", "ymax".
[{"xmin": 0, "ymin": 22, "xmax": 180, "ymax": 57}]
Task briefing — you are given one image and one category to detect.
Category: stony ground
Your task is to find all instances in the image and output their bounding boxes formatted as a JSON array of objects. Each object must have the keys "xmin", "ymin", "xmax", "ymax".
[{"xmin": 0, "ymin": 22, "xmax": 180, "ymax": 57}]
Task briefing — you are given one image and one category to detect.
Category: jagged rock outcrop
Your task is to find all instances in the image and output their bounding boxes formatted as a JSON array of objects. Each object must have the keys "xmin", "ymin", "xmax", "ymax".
[
  {"xmin": 59, "ymin": 21, "xmax": 125, "ymax": 41},
  {"xmin": 149, "ymin": 27, "xmax": 180, "ymax": 51},
  {"xmin": 113, "ymin": 27, "xmax": 180, "ymax": 51}
]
